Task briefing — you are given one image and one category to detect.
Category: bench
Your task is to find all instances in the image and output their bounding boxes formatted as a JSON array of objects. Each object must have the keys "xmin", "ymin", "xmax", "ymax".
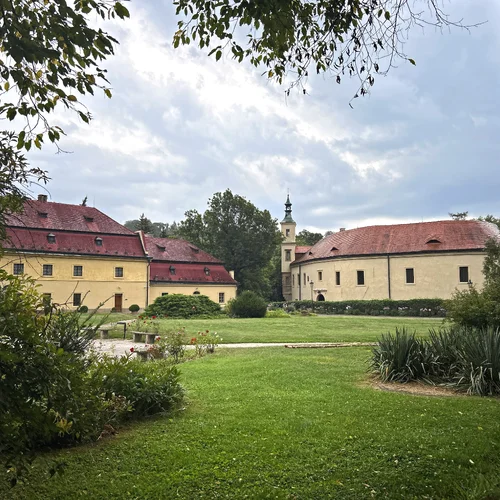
[
  {"xmin": 132, "ymin": 331, "xmax": 157, "ymax": 344},
  {"xmin": 99, "ymin": 319, "xmax": 136, "ymax": 340}
]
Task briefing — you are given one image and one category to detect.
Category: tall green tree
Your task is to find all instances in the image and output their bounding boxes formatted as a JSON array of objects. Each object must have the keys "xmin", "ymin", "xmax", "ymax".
[
  {"xmin": 0, "ymin": 0, "xmax": 129, "ymax": 247},
  {"xmin": 296, "ymin": 229, "xmax": 323, "ymax": 246},
  {"xmin": 177, "ymin": 190, "xmax": 282, "ymax": 297},
  {"xmin": 478, "ymin": 215, "xmax": 500, "ymax": 231},
  {"xmin": 173, "ymin": 0, "xmax": 473, "ymax": 97},
  {"xmin": 449, "ymin": 211, "xmax": 469, "ymax": 220}
]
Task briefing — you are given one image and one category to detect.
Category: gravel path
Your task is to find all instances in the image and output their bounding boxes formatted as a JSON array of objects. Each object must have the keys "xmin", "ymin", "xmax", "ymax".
[{"xmin": 92, "ymin": 340, "xmax": 376, "ymax": 358}]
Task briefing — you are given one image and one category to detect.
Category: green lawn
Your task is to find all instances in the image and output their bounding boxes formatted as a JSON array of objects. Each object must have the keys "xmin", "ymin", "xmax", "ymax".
[
  {"xmin": 4, "ymin": 348, "xmax": 499, "ymax": 499},
  {"xmin": 91, "ymin": 315, "xmax": 444, "ymax": 343}
]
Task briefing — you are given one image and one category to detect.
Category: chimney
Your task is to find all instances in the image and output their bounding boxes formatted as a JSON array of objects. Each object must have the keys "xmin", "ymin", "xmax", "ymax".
[
  {"xmin": 38, "ymin": 194, "xmax": 48, "ymax": 202},
  {"xmin": 229, "ymin": 270, "xmax": 235, "ymax": 279},
  {"xmin": 339, "ymin": 228, "xmax": 346, "ymax": 232}
]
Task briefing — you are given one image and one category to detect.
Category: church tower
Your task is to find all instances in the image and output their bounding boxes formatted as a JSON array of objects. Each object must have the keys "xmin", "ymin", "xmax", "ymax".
[{"xmin": 281, "ymin": 194, "xmax": 296, "ymax": 301}]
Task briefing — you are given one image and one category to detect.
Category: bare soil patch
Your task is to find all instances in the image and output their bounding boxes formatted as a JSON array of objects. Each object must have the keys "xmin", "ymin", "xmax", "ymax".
[{"xmin": 363, "ymin": 378, "xmax": 466, "ymax": 398}]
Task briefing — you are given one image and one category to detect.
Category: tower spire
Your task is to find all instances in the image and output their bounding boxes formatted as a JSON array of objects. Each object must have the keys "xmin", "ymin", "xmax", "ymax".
[{"xmin": 282, "ymin": 194, "xmax": 294, "ymax": 223}]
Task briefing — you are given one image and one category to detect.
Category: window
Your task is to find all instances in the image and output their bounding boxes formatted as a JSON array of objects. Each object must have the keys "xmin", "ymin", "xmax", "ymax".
[
  {"xmin": 115, "ymin": 267, "xmax": 124, "ymax": 278},
  {"xmin": 193, "ymin": 291, "xmax": 200, "ymax": 295},
  {"xmin": 459, "ymin": 266, "xmax": 469, "ymax": 283},
  {"xmin": 219, "ymin": 292, "xmax": 225, "ymax": 304},
  {"xmin": 307, "ymin": 275, "xmax": 309, "ymax": 282},
  {"xmin": 303, "ymin": 273, "xmax": 306, "ymax": 285},
  {"xmin": 95, "ymin": 237, "xmax": 103, "ymax": 247},
  {"xmin": 357, "ymin": 270, "xmax": 365, "ymax": 286},
  {"xmin": 84, "ymin": 216, "xmax": 94, "ymax": 222},
  {"xmin": 161, "ymin": 293, "xmax": 169, "ymax": 296},
  {"xmin": 406, "ymin": 268, "xmax": 415, "ymax": 284},
  {"xmin": 73, "ymin": 265, "xmax": 83, "ymax": 277},
  {"xmin": 285, "ymin": 229, "xmax": 290, "ymax": 237},
  {"xmin": 73, "ymin": 293, "xmax": 82, "ymax": 307},
  {"xmin": 42, "ymin": 293, "xmax": 51, "ymax": 305},
  {"xmin": 169, "ymin": 265, "xmax": 176, "ymax": 275},
  {"xmin": 335, "ymin": 271, "xmax": 341, "ymax": 286},
  {"xmin": 285, "ymin": 276, "xmax": 290, "ymax": 286},
  {"xmin": 204, "ymin": 267, "xmax": 210, "ymax": 276},
  {"xmin": 292, "ymin": 274, "xmax": 295, "ymax": 287},
  {"xmin": 13, "ymin": 263, "xmax": 24, "ymax": 275},
  {"xmin": 318, "ymin": 271, "xmax": 323, "ymax": 281},
  {"xmin": 47, "ymin": 233, "xmax": 56, "ymax": 244},
  {"xmin": 42, "ymin": 264, "xmax": 53, "ymax": 276},
  {"xmin": 297, "ymin": 274, "xmax": 301, "ymax": 286},
  {"xmin": 38, "ymin": 211, "xmax": 48, "ymax": 218},
  {"xmin": 285, "ymin": 249, "xmax": 291, "ymax": 261}
]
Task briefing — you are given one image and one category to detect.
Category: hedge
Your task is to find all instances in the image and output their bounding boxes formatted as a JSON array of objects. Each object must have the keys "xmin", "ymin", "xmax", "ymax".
[{"xmin": 268, "ymin": 299, "xmax": 447, "ymax": 317}]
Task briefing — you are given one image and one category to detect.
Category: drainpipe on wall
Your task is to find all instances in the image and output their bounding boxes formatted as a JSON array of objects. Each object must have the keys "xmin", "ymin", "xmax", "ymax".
[
  {"xmin": 298, "ymin": 265, "xmax": 302, "ymax": 300},
  {"xmin": 146, "ymin": 256, "xmax": 153, "ymax": 307},
  {"xmin": 387, "ymin": 254, "xmax": 392, "ymax": 299}
]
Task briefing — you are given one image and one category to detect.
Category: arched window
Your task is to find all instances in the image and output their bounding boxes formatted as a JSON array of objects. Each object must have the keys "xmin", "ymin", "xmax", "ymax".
[{"xmin": 193, "ymin": 291, "xmax": 200, "ymax": 295}]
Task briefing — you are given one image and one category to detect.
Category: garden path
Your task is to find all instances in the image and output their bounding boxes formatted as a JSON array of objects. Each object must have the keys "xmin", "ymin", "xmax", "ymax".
[{"xmin": 91, "ymin": 340, "xmax": 375, "ymax": 358}]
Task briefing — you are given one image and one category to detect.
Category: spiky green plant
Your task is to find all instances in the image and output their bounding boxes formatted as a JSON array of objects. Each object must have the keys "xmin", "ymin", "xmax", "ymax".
[{"xmin": 370, "ymin": 328, "xmax": 427, "ymax": 382}]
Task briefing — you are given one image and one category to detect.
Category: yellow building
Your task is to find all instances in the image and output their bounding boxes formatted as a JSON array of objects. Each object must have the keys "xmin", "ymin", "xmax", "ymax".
[
  {"xmin": 1, "ymin": 196, "xmax": 237, "ymax": 311},
  {"xmin": 280, "ymin": 197, "xmax": 500, "ymax": 302}
]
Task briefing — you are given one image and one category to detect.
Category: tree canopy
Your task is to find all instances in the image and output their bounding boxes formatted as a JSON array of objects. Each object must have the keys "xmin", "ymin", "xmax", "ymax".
[
  {"xmin": 296, "ymin": 229, "xmax": 323, "ymax": 246},
  {"xmin": 124, "ymin": 217, "xmax": 179, "ymax": 238},
  {"xmin": 173, "ymin": 0, "xmax": 475, "ymax": 97},
  {"xmin": 177, "ymin": 189, "xmax": 282, "ymax": 296}
]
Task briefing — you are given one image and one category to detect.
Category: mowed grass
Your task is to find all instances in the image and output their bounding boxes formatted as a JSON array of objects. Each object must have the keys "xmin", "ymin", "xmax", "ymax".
[
  {"xmin": 4, "ymin": 348, "xmax": 499, "ymax": 499},
  {"xmin": 89, "ymin": 314, "xmax": 444, "ymax": 343}
]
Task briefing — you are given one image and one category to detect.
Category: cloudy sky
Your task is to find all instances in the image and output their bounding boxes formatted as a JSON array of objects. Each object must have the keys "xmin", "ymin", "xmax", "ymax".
[{"xmin": 28, "ymin": 0, "xmax": 500, "ymax": 233}]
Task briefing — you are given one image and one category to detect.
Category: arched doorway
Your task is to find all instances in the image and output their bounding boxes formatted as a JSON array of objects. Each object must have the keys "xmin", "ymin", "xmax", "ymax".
[
  {"xmin": 193, "ymin": 291, "xmax": 200, "ymax": 295},
  {"xmin": 316, "ymin": 294, "xmax": 325, "ymax": 301}
]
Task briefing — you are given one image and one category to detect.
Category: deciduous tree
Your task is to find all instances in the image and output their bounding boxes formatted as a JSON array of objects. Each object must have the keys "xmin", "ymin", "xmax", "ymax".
[
  {"xmin": 177, "ymin": 190, "xmax": 282, "ymax": 296},
  {"xmin": 296, "ymin": 229, "xmax": 323, "ymax": 246}
]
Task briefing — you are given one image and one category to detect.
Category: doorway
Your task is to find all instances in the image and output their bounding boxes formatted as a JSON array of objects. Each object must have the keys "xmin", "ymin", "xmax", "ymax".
[
  {"xmin": 316, "ymin": 294, "xmax": 325, "ymax": 301},
  {"xmin": 114, "ymin": 293, "xmax": 123, "ymax": 312}
]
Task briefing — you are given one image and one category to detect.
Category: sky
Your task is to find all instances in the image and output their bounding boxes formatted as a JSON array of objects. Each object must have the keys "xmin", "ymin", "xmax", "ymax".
[{"xmin": 26, "ymin": 0, "xmax": 500, "ymax": 234}]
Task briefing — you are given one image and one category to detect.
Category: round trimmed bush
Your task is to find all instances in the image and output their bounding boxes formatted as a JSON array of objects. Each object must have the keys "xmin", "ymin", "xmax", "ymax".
[
  {"xmin": 129, "ymin": 304, "xmax": 140, "ymax": 313},
  {"xmin": 78, "ymin": 305, "xmax": 89, "ymax": 313},
  {"xmin": 144, "ymin": 294, "xmax": 221, "ymax": 318},
  {"xmin": 230, "ymin": 291, "xmax": 267, "ymax": 318}
]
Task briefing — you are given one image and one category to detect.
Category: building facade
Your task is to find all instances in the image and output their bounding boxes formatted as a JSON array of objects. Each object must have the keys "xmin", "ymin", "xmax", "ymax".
[
  {"xmin": 280, "ymin": 197, "xmax": 500, "ymax": 302},
  {"xmin": 1, "ymin": 196, "xmax": 237, "ymax": 311}
]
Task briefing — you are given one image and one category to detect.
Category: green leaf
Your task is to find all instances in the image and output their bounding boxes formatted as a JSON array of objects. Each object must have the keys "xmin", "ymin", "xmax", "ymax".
[
  {"xmin": 67, "ymin": 95, "xmax": 77, "ymax": 102},
  {"xmin": 408, "ymin": 58, "xmax": 416, "ymax": 66},
  {"xmin": 104, "ymin": 88, "xmax": 112, "ymax": 98},
  {"xmin": 385, "ymin": 11, "xmax": 390, "ymax": 21},
  {"xmin": 215, "ymin": 50, "xmax": 222, "ymax": 62},
  {"xmin": 17, "ymin": 131, "xmax": 26, "ymax": 149}
]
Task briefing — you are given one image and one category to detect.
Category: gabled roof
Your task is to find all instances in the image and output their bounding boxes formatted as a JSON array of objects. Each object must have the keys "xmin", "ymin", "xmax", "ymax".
[
  {"xmin": 145, "ymin": 236, "xmax": 222, "ymax": 263},
  {"xmin": 150, "ymin": 262, "xmax": 237, "ymax": 284},
  {"xmin": 292, "ymin": 220, "xmax": 500, "ymax": 264},
  {"xmin": 4, "ymin": 228, "xmax": 146, "ymax": 258},
  {"xmin": 5, "ymin": 200, "xmax": 133, "ymax": 235}
]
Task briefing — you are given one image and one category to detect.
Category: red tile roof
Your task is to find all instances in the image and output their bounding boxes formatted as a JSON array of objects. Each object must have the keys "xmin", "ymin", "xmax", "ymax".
[
  {"xmin": 293, "ymin": 220, "xmax": 500, "ymax": 264},
  {"xmin": 295, "ymin": 246, "xmax": 312, "ymax": 254},
  {"xmin": 150, "ymin": 262, "xmax": 236, "ymax": 284},
  {"xmin": 6, "ymin": 200, "xmax": 133, "ymax": 235},
  {"xmin": 145, "ymin": 237, "xmax": 222, "ymax": 263},
  {"xmin": 4, "ymin": 228, "xmax": 146, "ymax": 258}
]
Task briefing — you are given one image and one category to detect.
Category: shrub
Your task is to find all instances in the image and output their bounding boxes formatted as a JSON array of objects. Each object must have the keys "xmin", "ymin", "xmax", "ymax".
[
  {"xmin": 370, "ymin": 328, "xmax": 428, "ymax": 383},
  {"xmin": 77, "ymin": 305, "xmax": 89, "ymax": 313},
  {"xmin": 230, "ymin": 291, "xmax": 267, "ymax": 318},
  {"xmin": 371, "ymin": 325, "xmax": 500, "ymax": 396},
  {"xmin": 129, "ymin": 304, "xmax": 140, "ymax": 313},
  {"xmin": 144, "ymin": 294, "xmax": 221, "ymax": 318},
  {"xmin": 268, "ymin": 299, "xmax": 447, "ymax": 317},
  {"xmin": 445, "ymin": 286, "xmax": 491, "ymax": 329}
]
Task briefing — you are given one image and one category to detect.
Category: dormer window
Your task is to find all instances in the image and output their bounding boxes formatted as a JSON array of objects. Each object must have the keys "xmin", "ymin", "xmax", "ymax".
[
  {"xmin": 308, "ymin": 251, "xmax": 313, "ymax": 255},
  {"xmin": 95, "ymin": 237, "xmax": 103, "ymax": 247},
  {"xmin": 38, "ymin": 212, "xmax": 48, "ymax": 218},
  {"xmin": 84, "ymin": 216, "xmax": 94, "ymax": 222},
  {"xmin": 330, "ymin": 247, "xmax": 338, "ymax": 251},
  {"xmin": 426, "ymin": 238, "xmax": 441, "ymax": 244},
  {"xmin": 47, "ymin": 233, "xmax": 56, "ymax": 244},
  {"xmin": 156, "ymin": 244, "xmax": 166, "ymax": 251},
  {"xmin": 169, "ymin": 265, "xmax": 176, "ymax": 275},
  {"xmin": 204, "ymin": 267, "xmax": 210, "ymax": 276},
  {"xmin": 189, "ymin": 246, "xmax": 199, "ymax": 253}
]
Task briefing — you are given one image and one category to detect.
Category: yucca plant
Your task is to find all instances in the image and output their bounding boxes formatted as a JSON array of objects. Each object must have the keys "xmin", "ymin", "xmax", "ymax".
[
  {"xmin": 453, "ymin": 326, "xmax": 500, "ymax": 396},
  {"xmin": 426, "ymin": 327, "xmax": 465, "ymax": 380},
  {"xmin": 371, "ymin": 328, "xmax": 427, "ymax": 383}
]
